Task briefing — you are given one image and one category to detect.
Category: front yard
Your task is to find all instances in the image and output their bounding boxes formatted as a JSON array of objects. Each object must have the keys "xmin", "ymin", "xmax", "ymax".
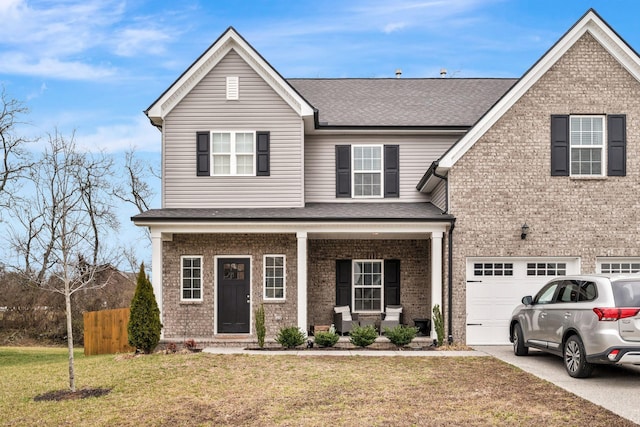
[{"xmin": 0, "ymin": 346, "xmax": 633, "ymax": 426}]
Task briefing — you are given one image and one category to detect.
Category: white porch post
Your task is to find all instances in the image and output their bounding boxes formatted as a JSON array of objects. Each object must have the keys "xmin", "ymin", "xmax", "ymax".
[
  {"xmin": 151, "ymin": 229, "xmax": 164, "ymax": 337},
  {"xmin": 297, "ymin": 231, "xmax": 308, "ymax": 333},
  {"xmin": 430, "ymin": 232, "xmax": 443, "ymax": 340}
]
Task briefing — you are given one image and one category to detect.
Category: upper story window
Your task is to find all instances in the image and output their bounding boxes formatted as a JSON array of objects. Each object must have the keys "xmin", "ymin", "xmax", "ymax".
[
  {"xmin": 335, "ymin": 144, "xmax": 399, "ymax": 199},
  {"xmin": 196, "ymin": 131, "xmax": 270, "ymax": 177},
  {"xmin": 212, "ymin": 131, "xmax": 254, "ymax": 176},
  {"xmin": 551, "ymin": 114, "xmax": 626, "ymax": 178},
  {"xmin": 353, "ymin": 145, "xmax": 383, "ymax": 197},
  {"xmin": 570, "ymin": 116, "xmax": 603, "ymax": 176}
]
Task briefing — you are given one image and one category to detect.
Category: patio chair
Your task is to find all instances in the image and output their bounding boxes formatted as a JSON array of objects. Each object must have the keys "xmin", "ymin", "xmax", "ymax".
[
  {"xmin": 380, "ymin": 305, "xmax": 403, "ymax": 332},
  {"xmin": 333, "ymin": 306, "xmax": 359, "ymax": 335}
]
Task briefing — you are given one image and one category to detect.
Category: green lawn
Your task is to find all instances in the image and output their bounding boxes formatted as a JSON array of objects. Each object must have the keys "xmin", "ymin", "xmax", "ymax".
[{"xmin": 0, "ymin": 346, "xmax": 633, "ymax": 426}]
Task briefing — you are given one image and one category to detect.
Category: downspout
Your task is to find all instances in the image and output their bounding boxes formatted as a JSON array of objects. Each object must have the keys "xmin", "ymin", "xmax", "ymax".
[{"xmin": 432, "ymin": 163, "xmax": 455, "ymax": 344}]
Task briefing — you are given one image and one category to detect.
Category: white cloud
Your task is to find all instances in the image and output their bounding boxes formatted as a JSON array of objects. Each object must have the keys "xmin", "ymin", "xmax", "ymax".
[
  {"xmin": 0, "ymin": 0, "xmax": 175, "ymax": 81},
  {"xmin": 113, "ymin": 28, "xmax": 172, "ymax": 57},
  {"xmin": 76, "ymin": 115, "xmax": 161, "ymax": 153},
  {"xmin": 383, "ymin": 22, "xmax": 407, "ymax": 33},
  {"xmin": 0, "ymin": 53, "xmax": 116, "ymax": 80}
]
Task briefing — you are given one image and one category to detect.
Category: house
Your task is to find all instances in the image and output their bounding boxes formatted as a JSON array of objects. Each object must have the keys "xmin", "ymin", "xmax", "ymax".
[{"xmin": 133, "ymin": 9, "xmax": 640, "ymax": 346}]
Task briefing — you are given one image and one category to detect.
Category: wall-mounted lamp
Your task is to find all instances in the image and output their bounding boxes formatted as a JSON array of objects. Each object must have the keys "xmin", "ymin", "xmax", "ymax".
[{"xmin": 521, "ymin": 223, "xmax": 530, "ymax": 240}]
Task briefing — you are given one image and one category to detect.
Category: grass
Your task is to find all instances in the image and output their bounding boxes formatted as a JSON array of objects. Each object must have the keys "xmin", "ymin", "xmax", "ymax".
[{"xmin": 0, "ymin": 346, "xmax": 634, "ymax": 426}]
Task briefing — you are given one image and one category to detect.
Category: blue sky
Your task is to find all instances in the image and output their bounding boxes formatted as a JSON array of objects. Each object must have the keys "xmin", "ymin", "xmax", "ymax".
[{"xmin": 1, "ymin": 0, "xmax": 639, "ymax": 267}]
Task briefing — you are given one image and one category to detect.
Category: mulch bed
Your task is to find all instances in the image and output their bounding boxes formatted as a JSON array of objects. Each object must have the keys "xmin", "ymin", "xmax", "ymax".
[{"xmin": 34, "ymin": 388, "xmax": 112, "ymax": 402}]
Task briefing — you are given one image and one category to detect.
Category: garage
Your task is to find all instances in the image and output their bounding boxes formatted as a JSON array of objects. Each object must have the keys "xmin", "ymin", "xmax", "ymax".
[{"xmin": 466, "ymin": 257, "xmax": 580, "ymax": 345}]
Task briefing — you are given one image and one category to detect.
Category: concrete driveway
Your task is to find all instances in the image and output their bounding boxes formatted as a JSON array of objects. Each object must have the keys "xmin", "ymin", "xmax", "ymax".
[{"xmin": 475, "ymin": 346, "xmax": 640, "ymax": 424}]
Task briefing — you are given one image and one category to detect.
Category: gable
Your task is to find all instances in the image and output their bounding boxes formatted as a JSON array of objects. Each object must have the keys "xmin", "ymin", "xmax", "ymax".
[
  {"xmin": 434, "ymin": 9, "xmax": 640, "ymax": 174},
  {"xmin": 145, "ymin": 27, "xmax": 314, "ymax": 127}
]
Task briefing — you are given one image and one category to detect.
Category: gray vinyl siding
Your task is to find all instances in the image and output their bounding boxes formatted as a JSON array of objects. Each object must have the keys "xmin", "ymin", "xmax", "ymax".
[
  {"xmin": 304, "ymin": 134, "xmax": 458, "ymax": 202},
  {"xmin": 163, "ymin": 49, "xmax": 304, "ymax": 208},
  {"xmin": 431, "ymin": 179, "xmax": 447, "ymax": 212}
]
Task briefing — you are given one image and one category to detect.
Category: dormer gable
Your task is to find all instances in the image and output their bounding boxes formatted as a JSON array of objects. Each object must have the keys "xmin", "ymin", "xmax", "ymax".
[{"xmin": 145, "ymin": 27, "xmax": 314, "ymax": 127}]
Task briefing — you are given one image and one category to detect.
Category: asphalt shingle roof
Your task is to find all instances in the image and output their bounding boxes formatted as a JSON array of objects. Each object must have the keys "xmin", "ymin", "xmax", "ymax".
[
  {"xmin": 288, "ymin": 78, "xmax": 517, "ymax": 127},
  {"xmin": 132, "ymin": 203, "xmax": 452, "ymax": 222}
]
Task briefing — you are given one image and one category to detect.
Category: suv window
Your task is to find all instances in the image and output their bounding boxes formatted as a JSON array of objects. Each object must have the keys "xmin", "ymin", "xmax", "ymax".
[
  {"xmin": 535, "ymin": 282, "xmax": 559, "ymax": 304},
  {"xmin": 612, "ymin": 281, "xmax": 640, "ymax": 307}
]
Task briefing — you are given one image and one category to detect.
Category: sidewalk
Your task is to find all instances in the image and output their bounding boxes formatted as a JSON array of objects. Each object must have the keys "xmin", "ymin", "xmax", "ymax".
[{"xmin": 203, "ymin": 346, "xmax": 487, "ymax": 357}]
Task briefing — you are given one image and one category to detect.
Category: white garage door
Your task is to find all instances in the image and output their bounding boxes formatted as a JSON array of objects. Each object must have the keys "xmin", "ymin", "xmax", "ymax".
[{"xmin": 466, "ymin": 258, "xmax": 580, "ymax": 345}]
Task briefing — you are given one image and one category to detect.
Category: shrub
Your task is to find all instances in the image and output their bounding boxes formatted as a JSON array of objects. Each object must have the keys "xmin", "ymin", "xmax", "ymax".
[
  {"xmin": 432, "ymin": 304, "xmax": 445, "ymax": 347},
  {"xmin": 127, "ymin": 263, "xmax": 162, "ymax": 354},
  {"xmin": 255, "ymin": 304, "xmax": 266, "ymax": 348},
  {"xmin": 275, "ymin": 326, "xmax": 306, "ymax": 348},
  {"xmin": 349, "ymin": 325, "xmax": 377, "ymax": 348},
  {"xmin": 384, "ymin": 325, "xmax": 418, "ymax": 347},
  {"xmin": 314, "ymin": 331, "xmax": 339, "ymax": 347}
]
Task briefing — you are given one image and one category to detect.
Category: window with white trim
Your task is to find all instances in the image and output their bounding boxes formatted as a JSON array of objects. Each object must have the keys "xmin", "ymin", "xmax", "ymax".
[
  {"xmin": 598, "ymin": 259, "xmax": 640, "ymax": 274},
  {"xmin": 353, "ymin": 260, "xmax": 383, "ymax": 311},
  {"xmin": 264, "ymin": 255, "xmax": 285, "ymax": 300},
  {"xmin": 473, "ymin": 263, "xmax": 513, "ymax": 277},
  {"xmin": 570, "ymin": 116, "xmax": 604, "ymax": 176},
  {"xmin": 212, "ymin": 131, "xmax": 254, "ymax": 175},
  {"xmin": 353, "ymin": 145, "xmax": 383, "ymax": 197},
  {"xmin": 181, "ymin": 256, "xmax": 203, "ymax": 301}
]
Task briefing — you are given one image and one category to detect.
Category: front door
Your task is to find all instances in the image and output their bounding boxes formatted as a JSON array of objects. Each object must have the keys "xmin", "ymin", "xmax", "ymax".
[{"xmin": 217, "ymin": 258, "xmax": 250, "ymax": 333}]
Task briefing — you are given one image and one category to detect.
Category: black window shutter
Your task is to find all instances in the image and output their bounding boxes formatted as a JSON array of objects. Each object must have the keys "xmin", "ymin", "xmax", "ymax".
[
  {"xmin": 335, "ymin": 145, "xmax": 351, "ymax": 198},
  {"xmin": 336, "ymin": 260, "xmax": 352, "ymax": 307},
  {"xmin": 607, "ymin": 115, "xmax": 626, "ymax": 176},
  {"xmin": 384, "ymin": 259, "xmax": 401, "ymax": 306},
  {"xmin": 196, "ymin": 131, "xmax": 210, "ymax": 176},
  {"xmin": 550, "ymin": 115, "xmax": 569, "ymax": 176},
  {"xmin": 384, "ymin": 145, "xmax": 400, "ymax": 198},
  {"xmin": 256, "ymin": 131, "xmax": 270, "ymax": 176}
]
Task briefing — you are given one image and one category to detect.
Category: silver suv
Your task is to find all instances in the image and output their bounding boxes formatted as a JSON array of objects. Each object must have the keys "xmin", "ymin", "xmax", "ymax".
[{"xmin": 510, "ymin": 274, "xmax": 640, "ymax": 378}]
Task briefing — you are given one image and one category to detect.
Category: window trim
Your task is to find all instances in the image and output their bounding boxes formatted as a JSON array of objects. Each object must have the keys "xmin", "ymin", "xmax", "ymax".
[
  {"xmin": 569, "ymin": 115, "xmax": 606, "ymax": 177},
  {"xmin": 210, "ymin": 130, "xmax": 256, "ymax": 176},
  {"xmin": 351, "ymin": 144, "xmax": 384, "ymax": 198},
  {"xmin": 352, "ymin": 259, "xmax": 384, "ymax": 313},
  {"xmin": 263, "ymin": 254, "xmax": 286, "ymax": 301},
  {"xmin": 181, "ymin": 255, "xmax": 203, "ymax": 302}
]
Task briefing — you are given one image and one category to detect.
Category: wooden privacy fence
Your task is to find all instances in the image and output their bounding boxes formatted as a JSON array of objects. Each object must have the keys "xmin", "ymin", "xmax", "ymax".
[{"xmin": 83, "ymin": 307, "xmax": 134, "ymax": 356}]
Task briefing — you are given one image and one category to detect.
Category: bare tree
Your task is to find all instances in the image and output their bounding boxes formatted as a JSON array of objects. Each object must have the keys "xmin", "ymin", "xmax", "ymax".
[
  {"xmin": 113, "ymin": 148, "xmax": 155, "ymax": 215},
  {"xmin": 0, "ymin": 86, "xmax": 34, "ymax": 212},
  {"xmin": 9, "ymin": 130, "xmax": 119, "ymax": 392}
]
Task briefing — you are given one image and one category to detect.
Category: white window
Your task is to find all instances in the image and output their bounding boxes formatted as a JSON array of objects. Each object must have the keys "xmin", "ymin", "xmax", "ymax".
[
  {"xmin": 352, "ymin": 145, "xmax": 383, "ymax": 197},
  {"xmin": 211, "ymin": 131, "xmax": 255, "ymax": 175},
  {"xmin": 598, "ymin": 258, "xmax": 640, "ymax": 274},
  {"xmin": 226, "ymin": 76, "xmax": 239, "ymax": 100},
  {"xmin": 526, "ymin": 262, "xmax": 567, "ymax": 276},
  {"xmin": 353, "ymin": 260, "xmax": 383, "ymax": 312},
  {"xmin": 181, "ymin": 256, "xmax": 203, "ymax": 301},
  {"xmin": 570, "ymin": 116, "xmax": 604, "ymax": 176},
  {"xmin": 264, "ymin": 255, "xmax": 285, "ymax": 300}
]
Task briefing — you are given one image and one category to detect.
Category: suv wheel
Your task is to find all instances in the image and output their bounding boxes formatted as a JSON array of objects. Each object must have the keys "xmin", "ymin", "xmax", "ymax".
[
  {"xmin": 564, "ymin": 335, "xmax": 594, "ymax": 378},
  {"xmin": 512, "ymin": 323, "xmax": 528, "ymax": 356}
]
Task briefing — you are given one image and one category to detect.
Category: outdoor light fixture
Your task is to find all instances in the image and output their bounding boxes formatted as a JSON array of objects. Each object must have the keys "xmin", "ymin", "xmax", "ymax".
[{"xmin": 521, "ymin": 223, "xmax": 530, "ymax": 240}]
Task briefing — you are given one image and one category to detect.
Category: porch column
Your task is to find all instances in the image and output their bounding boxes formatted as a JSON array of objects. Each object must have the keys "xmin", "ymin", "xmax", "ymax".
[
  {"xmin": 150, "ymin": 229, "xmax": 164, "ymax": 337},
  {"xmin": 430, "ymin": 232, "xmax": 443, "ymax": 340},
  {"xmin": 297, "ymin": 232, "xmax": 308, "ymax": 333}
]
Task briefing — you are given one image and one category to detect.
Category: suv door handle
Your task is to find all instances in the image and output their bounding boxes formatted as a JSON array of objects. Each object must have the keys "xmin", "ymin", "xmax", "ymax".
[{"xmin": 564, "ymin": 312, "xmax": 572, "ymax": 318}]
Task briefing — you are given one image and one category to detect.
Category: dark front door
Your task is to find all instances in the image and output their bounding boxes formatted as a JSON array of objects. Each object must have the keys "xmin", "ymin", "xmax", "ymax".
[{"xmin": 217, "ymin": 258, "xmax": 250, "ymax": 333}]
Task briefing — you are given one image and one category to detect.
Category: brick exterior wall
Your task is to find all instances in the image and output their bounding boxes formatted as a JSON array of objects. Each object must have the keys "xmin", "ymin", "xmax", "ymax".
[
  {"xmin": 162, "ymin": 233, "xmax": 298, "ymax": 339},
  {"xmin": 307, "ymin": 239, "xmax": 431, "ymax": 328},
  {"xmin": 447, "ymin": 33, "xmax": 640, "ymax": 342},
  {"xmin": 161, "ymin": 235, "xmax": 432, "ymax": 340}
]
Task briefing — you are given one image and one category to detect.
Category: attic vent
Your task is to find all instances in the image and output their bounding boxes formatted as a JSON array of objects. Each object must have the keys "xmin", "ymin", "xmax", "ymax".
[{"xmin": 226, "ymin": 76, "xmax": 239, "ymax": 100}]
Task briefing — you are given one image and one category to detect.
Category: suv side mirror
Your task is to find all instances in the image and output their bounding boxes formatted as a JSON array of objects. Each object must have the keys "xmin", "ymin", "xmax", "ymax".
[{"xmin": 522, "ymin": 295, "xmax": 533, "ymax": 306}]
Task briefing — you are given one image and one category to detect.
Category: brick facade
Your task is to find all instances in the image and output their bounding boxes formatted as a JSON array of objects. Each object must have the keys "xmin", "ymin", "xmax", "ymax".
[
  {"xmin": 447, "ymin": 33, "xmax": 640, "ymax": 342},
  {"xmin": 161, "ymin": 234, "xmax": 432, "ymax": 340}
]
